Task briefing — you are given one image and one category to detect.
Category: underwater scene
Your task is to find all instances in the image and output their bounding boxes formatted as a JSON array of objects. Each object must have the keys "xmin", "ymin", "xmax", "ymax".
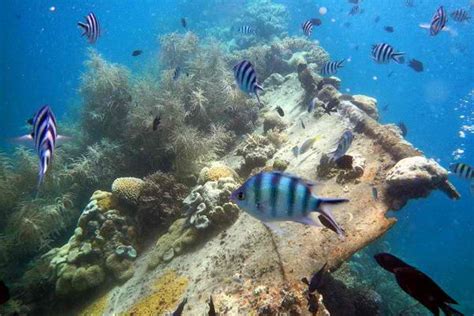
[{"xmin": 1, "ymin": 0, "xmax": 473, "ymax": 315}]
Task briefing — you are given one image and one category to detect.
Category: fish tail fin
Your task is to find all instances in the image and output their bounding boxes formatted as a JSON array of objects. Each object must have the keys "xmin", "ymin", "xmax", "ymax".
[
  {"xmin": 440, "ymin": 303, "xmax": 464, "ymax": 316},
  {"xmin": 77, "ymin": 22, "xmax": 88, "ymax": 35},
  {"xmin": 315, "ymin": 198, "xmax": 349, "ymax": 240},
  {"xmin": 338, "ymin": 59, "xmax": 345, "ymax": 68},
  {"xmin": 392, "ymin": 52, "xmax": 405, "ymax": 64}
]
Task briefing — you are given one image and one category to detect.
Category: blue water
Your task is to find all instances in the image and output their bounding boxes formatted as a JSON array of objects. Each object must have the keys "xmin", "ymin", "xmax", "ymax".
[{"xmin": 1, "ymin": 0, "xmax": 473, "ymax": 313}]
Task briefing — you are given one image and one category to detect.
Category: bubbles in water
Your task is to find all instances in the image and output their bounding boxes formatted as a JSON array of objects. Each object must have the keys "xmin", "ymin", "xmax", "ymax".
[
  {"xmin": 319, "ymin": 7, "xmax": 328, "ymax": 15},
  {"xmin": 49, "ymin": 6, "xmax": 56, "ymax": 12},
  {"xmin": 372, "ymin": 76, "xmax": 378, "ymax": 81}
]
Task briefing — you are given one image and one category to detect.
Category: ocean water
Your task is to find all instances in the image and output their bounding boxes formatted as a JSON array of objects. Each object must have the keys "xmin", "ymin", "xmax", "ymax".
[{"xmin": 1, "ymin": 0, "xmax": 473, "ymax": 315}]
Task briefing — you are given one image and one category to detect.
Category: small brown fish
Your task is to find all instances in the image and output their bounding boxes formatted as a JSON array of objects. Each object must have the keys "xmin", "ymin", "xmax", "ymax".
[
  {"xmin": 408, "ymin": 59, "xmax": 424, "ymax": 72},
  {"xmin": 276, "ymin": 106, "xmax": 285, "ymax": 117},
  {"xmin": 181, "ymin": 17, "xmax": 187, "ymax": 29},
  {"xmin": 300, "ymin": 119, "xmax": 306, "ymax": 129},
  {"xmin": 153, "ymin": 115, "xmax": 161, "ymax": 131},
  {"xmin": 132, "ymin": 50, "xmax": 143, "ymax": 57}
]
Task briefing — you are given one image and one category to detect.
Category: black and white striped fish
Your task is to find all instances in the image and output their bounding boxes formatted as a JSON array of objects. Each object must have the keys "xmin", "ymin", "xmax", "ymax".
[
  {"xmin": 320, "ymin": 60, "xmax": 345, "ymax": 76},
  {"xmin": 17, "ymin": 106, "xmax": 68, "ymax": 191},
  {"xmin": 329, "ymin": 130, "xmax": 354, "ymax": 163},
  {"xmin": 302, "ymin": 20, "xmax": 314, "ymax": 36},
  {"xmin": 371, "ymin": 43, "xmax": 405, "ymax": 64},
  {"xmin": 230, "ymin": 171, "xmax": 349, "ymax": 238},
  {"xmin": 450, "ymin": 163, "xmax": 474, "ymax": 179},
  {"xmin": 430, "ymin": 6, "xmax": 447, "ymax": 36},
  {"xmin": 233, "ymin": 60, "xmax": 264, "ymax": 107},
  {"xmin": 236, "ymin": 25, "xmax": 256, "ymax": 35},
  {"xmin": 78, "ymin": 12, "xmax": 100, "ymax": 44},
  {"xmin": 450, "ymin": 9, "xmax": 470, "ymax": 22}
]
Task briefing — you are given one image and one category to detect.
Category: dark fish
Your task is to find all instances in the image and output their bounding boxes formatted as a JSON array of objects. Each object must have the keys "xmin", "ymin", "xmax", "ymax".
[
  {"xmin": 343, "ymin": 22, "xmax": 352, "ymax": 28},
  {"xmin": 233, "ymin": 60, "xmax": 264, "ymax": 107},
  {"xmin": 302, "ymin": 20, "xmax": 314, "ymax": 36},
  {"xmin": 78, "ymin": 12, "xmax": 100, "ymax": 44},
  {"xmin": 408, "ymin": 59, "xmax": 424, "ymax": 72},
  {"xmin": 16, "ymin": 105, "xmax": 67, "ymax": 190},
  {"xmin": 132, "ymin": 50, "xmax": 143, "ymax": 57},
  {"xmin": 382, "ymin": 104, "xmax": 389, "ymax": 111},
  {"xmin": 387, "ymin": 71, "xmax": 395, "ymax": 78},
  {"xmin": 371, "ymin": 43, "xmax": 405, "ymax": 64},
  {"xmin": 0, "ymin": 281, "xmax": 9, "ymax": 305},
  {"xmin": 374, "ymin": 253, "xmax": 463, "ymax": 316},
  {"xmin": 301, "ymin": 263, "xmax": 328, "ymax": 294},
  {"xmin": 374, "ymin": 16, "xmax": 380, "ymax": 23},
  {"xmin": 384, "ymin": 26, "xmax": 394, "ymax": 33},
  {"xmin": 173, "ymin": 67, "xmax": 181, "ymax": 81},
  {"xmin": 230, "ymin": 172, "xmax": 349, "ymax": 238},
  {"xmin": 292, "ymin": 145, "xmax": 299, "ymax": 157},
  {"xmin": 208, "ymin": 295, "xmax": 216, "ymax": 316},
  {"xmin": 181, "ymin": 17, "xmax": 187, "ymax": 29},
  {"xmin": 237, "ymin": 25, "xmax": 256, "ymax": 34},
  {"xmin": 300, "ymin": 119, "xmax": 306, "ymax": 129},
  {"xmin": 397, "ymin": 122, "xmax": 408, "ymax": 137},
  {"xmin": 311, "ymin": 18, "xmax": 322, "ymax": 26},
  {"xmin": 371, "ymin": 187, "xmax": 378, "ymax": 200},
  {"xmin": 276, "ymin": 106, "xmax": 284, "ymax": 117},
  {"xmin": 153, "ymin": 115, "xmax": 161, "ymax": 131},
  {"xmin": 349, "ymin": 5, "xmax": 360, "ymax": 16},
  {"xmin": 173, "ymin": 297, "xmax": 188, "ymax": 316},
  {"xmin": 321, "ymin": 100, "xmax": 338, "ymax": 115},
  {"xmin": 451, "ymin": 9, "xmax": 470, "ymax": 22},
  {"xmin": 430, "ymin": 6, "xmax": 448, "ymax": 36},
  {"xmin": 320, "ymin": 60, "xmax": 344, "ymax": 76},
  {"xmin": 329, "ymin": 130, "xmax": 354, "ymax": 163}
]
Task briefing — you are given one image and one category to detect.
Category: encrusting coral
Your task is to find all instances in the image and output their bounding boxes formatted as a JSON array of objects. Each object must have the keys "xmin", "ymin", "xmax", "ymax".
[
  {"xmin": 111, "ymin": 177, "xmax": 145, "ymax": 206},
  {"xmin": 126, "ymin": 270, "xmax": 188, "ymax": 315}
]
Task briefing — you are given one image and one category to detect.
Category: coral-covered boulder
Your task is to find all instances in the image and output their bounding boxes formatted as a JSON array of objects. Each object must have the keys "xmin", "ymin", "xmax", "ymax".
[
  {"xmin": 351, "ymin": 95, "xmax": 379, "ymax": 121},
  {"xmin": 263, "ymin": 112, "xmax": 287, "ymax": 133},
  {"xmin": 317, "ymin": 84, "xmax": 341, "ymax": 103},
  {"xmin": 198, "ymin": 163, "xmax": 239, "ymax": 184},
  {"xmin": 112, "ymin": 177, "xmax": 145, "ymax": 206},
  {"xmin": 386, "ymin": 157, "xmax": 449, "ymax": 209}
]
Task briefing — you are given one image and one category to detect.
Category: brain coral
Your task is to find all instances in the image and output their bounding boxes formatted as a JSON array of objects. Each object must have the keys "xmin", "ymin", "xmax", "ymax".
[
  {"xmin": 111, "ymin": 177, "xmax": 145, "ymax": 205},
  {"xmin": 198, "ymin": 163, "xmax": 239, "ymax": 184}
]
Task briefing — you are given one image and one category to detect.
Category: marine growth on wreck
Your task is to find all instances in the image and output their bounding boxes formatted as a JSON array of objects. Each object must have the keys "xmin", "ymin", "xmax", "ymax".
[{"xmin": 1, "ymin": 0, "xmax": 473, "ymax": 315}]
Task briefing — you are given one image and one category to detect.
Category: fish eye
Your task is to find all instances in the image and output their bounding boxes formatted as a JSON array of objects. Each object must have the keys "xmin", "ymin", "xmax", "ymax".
[{"xmin": 237, "ymin": 191, "xmax": 245, "ymax": 201}]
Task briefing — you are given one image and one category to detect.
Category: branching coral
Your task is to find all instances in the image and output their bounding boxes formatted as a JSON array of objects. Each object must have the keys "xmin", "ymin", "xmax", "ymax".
[{"xmin": 79, "ymin": 49, "xmax": 132, "ymax": 141}]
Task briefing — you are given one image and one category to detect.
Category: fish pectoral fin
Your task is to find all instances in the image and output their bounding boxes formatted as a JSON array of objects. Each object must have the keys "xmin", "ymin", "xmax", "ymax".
[
  {"xmin": 11, "ymin": 135, "xmax": 34, "ymax": 146},
  {"xmin": 56, "ymin": 135, "xmax": 72, "ymax": 146},
  {"xmin": 294, "ymin": 215, "xmax": 322, "ymax": 227},
  {"xmin": 262, "ymin": 221, "xmax": 286, "ymax": 236}
]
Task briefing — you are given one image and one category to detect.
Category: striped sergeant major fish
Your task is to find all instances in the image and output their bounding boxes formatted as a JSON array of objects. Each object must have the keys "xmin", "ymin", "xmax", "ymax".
[
  {"xmin": 450, "ymin": 162, "xmax": 474, "ymax": 194},
  {"xmin": 450, "ymin": 9, "xmax": 470, "ymax": 22},
  {"xmin": 302, "ymin": 20, "xmax": 314, "ymax": 36},
  {"xmin": 17, "ymin": 106, "xmax": 68, "ymax": 192},
  {"xmin": 329, "ymin": 130, "xmax": 354, "ymax": 163},
  {"xmin": 233, "ymin": 60, "xmax": 264, "ymax": 107},
  {"xmin": 78, "ymin": 12, "xmax": 100, "ymax": 44},
  {"xmin": 320, "ymin": 60, "xmax": 345, "ymax": 76},
  {"xmin": 230, "ymin": 171, "xmax": 349, "ymax": 239},
  {"xmin": 430, "ymin": 6, "xmax": 447, "ymax": 36},
  {"xmin": 236, "ymin": 25, "xmax": 256, "ymax": 35},
  {"xmin": 371, "ymin": 43, "xmax": 405, "ymax": 64}
]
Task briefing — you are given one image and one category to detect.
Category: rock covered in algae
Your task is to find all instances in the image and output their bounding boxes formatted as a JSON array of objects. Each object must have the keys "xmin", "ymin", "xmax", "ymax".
[
  {"xmin": 263, "ymin": 112, "xmax": 287, "ymax": 133},
  {"xmin": 237, "ymin": 134, "xmax": 277, "ymax": 174},
  {"xmin": 386, "ymin": 156, "xmax": 450, "ymax": 209},
  {"xmin": 111, "ymin": 177, "xmax": 145, "ymax": 205},
  {"xmin": 351, "ymin": 95, "xmax": 379, "ymax": 121}
]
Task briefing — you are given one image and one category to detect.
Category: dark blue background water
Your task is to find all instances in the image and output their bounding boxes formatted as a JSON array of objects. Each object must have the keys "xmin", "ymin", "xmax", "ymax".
[{"xmin": 2, "ymin": 0, "xmax": 473, "ymax": 312}]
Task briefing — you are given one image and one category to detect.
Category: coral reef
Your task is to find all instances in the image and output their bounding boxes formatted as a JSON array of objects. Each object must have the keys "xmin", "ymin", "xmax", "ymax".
[
  {"xmin": 111, "ymin": 177, "xmax": 145, "ymax": 206},
  {"xmin": 263, "ymin": 112, "xmax": 287, "ymax": 133},
  {"xmin": 318, "ymin": 153, "xmax": 366, "ymax": 184},
  {"xmin": 351, "ymin": 95, "xmax": 379, "ymax": 121},
  {"xmin": 136, "ymin": 171, "xmax": 188, "ymax": 238},
  {"xmin": 78, "ymin": 292, "xmax": 110, "ymax": 316},
  {"xmin": 126, "ymin": 270, "xmax": 188, "ymax": 315},
  {"xmin": 47, "ymin": 189, "xmax": 138, "ymax": 298},
  {"xmin": 386, "ymin": 157, "xmax": 453, "ymax": 209},
  {"xmin": 198, "ymin": 162, "xmax": 239, "ymax": 184},
  {"xmin": 236, "ymin": 134, "xmax": 277, "ymax": 175}
]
